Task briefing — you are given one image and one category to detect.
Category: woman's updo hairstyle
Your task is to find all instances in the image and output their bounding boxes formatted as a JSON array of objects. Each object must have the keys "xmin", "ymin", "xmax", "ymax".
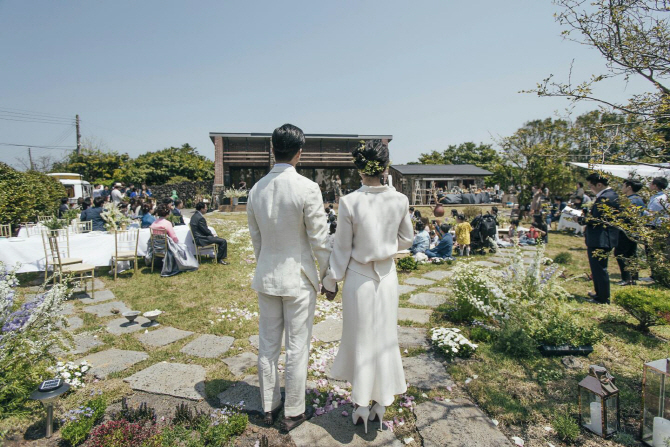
[{"xmin": 351, "ymin": 139, "xmax": 390, "ymax": 176}]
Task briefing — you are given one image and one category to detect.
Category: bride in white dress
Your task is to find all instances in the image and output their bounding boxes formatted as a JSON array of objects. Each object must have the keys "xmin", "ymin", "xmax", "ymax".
[{"xmin": 324, "ymin": 140, "xmax": 414, "ymax": 433}]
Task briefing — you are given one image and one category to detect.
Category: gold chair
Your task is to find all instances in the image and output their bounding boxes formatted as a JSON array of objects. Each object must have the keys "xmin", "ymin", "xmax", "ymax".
[
  {"xmin": 149, "ymin": 228, "xmax": 168, "ymax": 273},
  {"xmin": 190, "ymin": 231, "xmax": 217, "ymax": 264},
  {"xmin": 42, "ymin": 228, "xmax": 83, "ymax": 283},
  {"xmin": 48, "ymin": 236, "xmax": 95, "ymax": 297},
  {"xmin": 74, "ymin": 220, "xmax": 93, "ymax": 234},
  {"xmin": 111, "ymin": 228, "xmax": 140, "ymax": 280},
  {"xmin": 0, "ymin": 223, "xmax": 10, "ymax": 238},
  {"xmin": 38, "ymin": 215, "xmax": 54, "ymax": 223},
  {"xmin": 22, "ymin": 223, "xmax": 40, "ymax": 238}
]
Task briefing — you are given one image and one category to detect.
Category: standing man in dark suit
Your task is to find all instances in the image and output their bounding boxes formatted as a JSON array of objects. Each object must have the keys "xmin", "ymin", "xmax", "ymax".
[
  {"xmin": 582, "ymin": 173, "xmax": 620, "ymax": 304},
  {"xmin": 615, "ymin": 179, "xmax": 645, "ymax": 286},
  {"xmin": 191, "ymin": 202, "xmax": 228, "ymax": 265}
]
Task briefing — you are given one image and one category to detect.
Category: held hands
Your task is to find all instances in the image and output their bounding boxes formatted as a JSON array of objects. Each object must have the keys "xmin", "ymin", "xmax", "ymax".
[{"xmin": 321, "ymin": 283, "xmax": 338, "ymax": 301}]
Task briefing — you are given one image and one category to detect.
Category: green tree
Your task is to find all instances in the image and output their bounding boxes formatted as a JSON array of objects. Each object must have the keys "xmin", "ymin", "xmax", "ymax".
[
  {"xmin": 129, "ymin": 144, "xmax": 214, "ymax": 185},
  {"xmin": 416, "ymin": 142, "xmax": 507, "ymax": 186},
  {"xmin": 52, "ymin": 141, "xmax": 130, "ymax": 185}
]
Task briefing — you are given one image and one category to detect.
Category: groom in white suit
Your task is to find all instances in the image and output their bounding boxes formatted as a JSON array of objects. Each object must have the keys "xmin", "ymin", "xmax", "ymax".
[{"xmin": 247, "ymin": 123, "xmax": 336, "ymax": 432}]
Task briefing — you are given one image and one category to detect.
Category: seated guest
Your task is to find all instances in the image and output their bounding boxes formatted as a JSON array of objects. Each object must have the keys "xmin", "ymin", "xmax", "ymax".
[
  {"xmin": 429, "ymin": 230, "xmax": 439, "ymax": 248},
  {"xmin": 328, "ymin": 221, "xmax": 337, "ymax": 249},
  {"xmin": 81, "ymin": 197, "xmax": 91, "ymax": 211},
  {"xmin": 141, "ymin": 203, "xmax": 156, "ymax": 228},
  {"xmin": 410, "ymin": 221, "xmax": 430, "ymax": 254},
  {"xmin": 532, "ymin": 213, "xmax": 548, "ymax": 244},
  {"xmin": 80, "ymin": 197, "xmax": 106, "ymax": 231},
  {"xmin": 58, "ymin": 198, "xmax": 69, "ymax": 218},
  {"xmin": 172, "ymin": 199, "xmax": 185, "ymax": 225},
  {"xmin": 426, "ymin": 223, "xmax": 454, "ymax": 259},
  {"xmin": 150, "ymin": 204, "xmax": 179, "ymax": 243},
  {"xmin": 118, "ymin": 203, "xmax": 130, "ymax": 217},
  {"xmin": 162, "ymin": 197, "xmax": 175, "ymax": 210},
  {"xmin": 504, "ymin": 219, "xmax": 519, "ymax": 242},
  {"xmin": 191, "ymin": 202, "xmax": 228, "ymax": 265}
]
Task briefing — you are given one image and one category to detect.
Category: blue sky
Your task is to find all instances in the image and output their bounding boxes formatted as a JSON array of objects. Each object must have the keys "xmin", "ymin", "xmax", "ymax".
[{"xmin": 0, "ymin": 0, "xmax": 649, "ymax": 169}]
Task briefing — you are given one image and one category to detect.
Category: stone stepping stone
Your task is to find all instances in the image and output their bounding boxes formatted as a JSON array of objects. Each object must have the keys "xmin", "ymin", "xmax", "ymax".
[
  {"xmin": 223, "ymin": 352, "xmax": 258, "ymax": 376},
  {"xmin": 488, "ymin": 256, "xmax": 508, "ymax": 264},
  {"xmin": 57, "ymin": 303, "xmax": 76, "ymax": 316},
  {"xmin": 83, "ymin": 301, "xmax": 131, "ymax": 318},
  {"xmin": 52, "ymin": 332, "xmax": 103, "ymax": 356},
  {"xmin": 180, "ymin": 334, "xmax": 234, "ymax": 358},
  {"xmin": 72, "ymin": 278, "xmax": 106, "ymax": 292},
  {"xmin": 73, "ymin": 289, "xmax": 115, "ymax": 305},
  {"xmin": 415, "ymin": 399, "xmax": 511, "ymax": 446},
  {"xmin": 136, "ymin": 327, "xmax": 194, "ymax": 348},
  {"xmin": 397, "ymin": 308, "xmax": 432, "ymax": 324},
  {"xmin": 409, "ymin": 293, "xmax": 446, "ymax": 308},
  {"xmin": 106, "ymin": 317, "xmax": 151, "ymax": 335},
  {"xmin": 398, "ymin": 327, "xmax": 429, "ymax": 348},
  {"xmin": 217, "ymin": 374, "xmax": 285, "ymax": 414},
  {"xmin": 312, "ymin": 318, "xmax": 342, "ymax": 343},
  {"xmin": 124, "ymin": 362, "xmax": 206, "ymax": 401},
  {"xmin": 248, "ymin": 334, "xmax": 285, "ymax": 349},
  {"xmin": 472, "ymin": 261, "xmax": 500, "ymax": 268},
  {"xmin": 404, "ymin": 277, "xmax": 435, "ymax": 286},
  {"xmin": 80, "ymin": 348, "xmax": 148, "ymax": 379},
  {"xmin": 520, "ymin": 246, "xmax": 537, "ymax": 251},
  {"xmin": 58, "ymin": 316, "xmax": 83, "ymax": 332},
  {"xmin": 290, "ymin": 403, "xmax": 402, "ymax": 446},
  {"xmin": 397, "ymin": 284, "xmax": 417, "ymax": 295},
  {"xmin": 427, "ymin": 287, "xmax": 449, "ymax": 294},
  {"xmin": 423, "ymin": 270, "xmax": 450, "ymax": 281},
  {"xmin": 403, "ymin": 353, "xmax": 454, "ymax": 389}
]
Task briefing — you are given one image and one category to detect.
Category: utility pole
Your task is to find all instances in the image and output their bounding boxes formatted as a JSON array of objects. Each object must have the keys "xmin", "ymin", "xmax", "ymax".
[
  {"xmin": 76, "ymin": 114, "xmax": 81, "ymax": 154},
  {"xmin": 28, "ymin": 147, "xmax": 34, "ymax": 170}
]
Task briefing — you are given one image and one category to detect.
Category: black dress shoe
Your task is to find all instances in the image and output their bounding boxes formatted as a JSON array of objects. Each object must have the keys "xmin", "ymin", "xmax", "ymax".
[
  {"xmin": 263, "ymin": 404, "xmax": 282, "ymax": 426},
  {"xmin": 617, "ymin": 280, "xmax": 632, "ymax": 286},
  {"xmin": 281, "ymin": 407, "xmax": 313, "ymax": 433}
]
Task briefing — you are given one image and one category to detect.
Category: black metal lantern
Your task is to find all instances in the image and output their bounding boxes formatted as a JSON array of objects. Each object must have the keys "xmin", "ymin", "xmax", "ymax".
[
  {"xmin": 578, "ymin": 365, "xmax": 620, "ymax": 438},
  {"xmin": 641, "ymin": 358, "xmax": 670, "ymax": 446}
]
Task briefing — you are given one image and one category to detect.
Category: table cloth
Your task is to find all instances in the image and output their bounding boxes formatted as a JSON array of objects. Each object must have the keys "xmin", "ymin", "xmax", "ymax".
[{"xmin": 557, "ymin": 206, "xmax": 585, "ymax": 235}]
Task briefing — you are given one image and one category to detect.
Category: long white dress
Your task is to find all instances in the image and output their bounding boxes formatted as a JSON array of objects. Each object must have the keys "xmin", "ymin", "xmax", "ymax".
[{"xmin": 326, "ymin": 184, "xmax": 414, "ymax": 406}]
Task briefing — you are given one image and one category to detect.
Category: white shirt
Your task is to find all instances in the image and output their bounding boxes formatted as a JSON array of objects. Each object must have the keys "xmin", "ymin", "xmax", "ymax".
[{"xmin": 111, "ymin": 189, "xmax": 123, "ymax": 205}]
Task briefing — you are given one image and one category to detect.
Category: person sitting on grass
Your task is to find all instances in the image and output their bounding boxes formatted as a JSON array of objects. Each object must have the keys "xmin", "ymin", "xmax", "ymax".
[
  {"xmin": 425, "ymin": 223, "xmax": 454, "ymax": 260},
  {"xmin": 80, "ymin": 196, "xmax": 106, "ymax": 231},
  {"xmin": 140, "ymin": 203, "xmax": 156, "ymax": 228},
  {"xmin": 410, "ymin": 221, "xmax": 430, "ymax": 254},
  {"xmin": 455, "ymin": 214, "xmax": 472, "ymax": 256},
  {"xmin": 532, "ymin": 213, "xmax": 548, "ymax": 244},
  {"xmin": 150, "ymin": 203, "xmax": 179, "ymax": 243}
]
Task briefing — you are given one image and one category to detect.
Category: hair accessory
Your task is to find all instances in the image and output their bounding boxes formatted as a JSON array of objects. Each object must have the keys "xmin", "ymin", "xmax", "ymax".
[{"xmin": 353, "ymin": 140, "xmax": 388, "ymax": 176}]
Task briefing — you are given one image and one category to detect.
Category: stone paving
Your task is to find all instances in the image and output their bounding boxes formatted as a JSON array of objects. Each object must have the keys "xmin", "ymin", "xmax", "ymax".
[
  {"xmin": 124, "ymin": 362, "xmax": 206, "ymax": 400},
  {"xmin": 403, "ymin": 353, "xmax": 454, "ymax": 389},
  {"xmin": 181, "ymin": 334, "xmax": 235, "ymax": 358},
  {"xmin": 422, "ymin": 269, "xmax": 450, "ymax": 281},
  {"xmin": 408, "ymin": 292, "xmax": 446, "ymax": 307},
  {"xmin": 136, "ymin": 327, "xmax": 194, "ymax": 347},
  {"xmin": 83, "ymin": 300, "xmax": 131, "ymax": 317},
  {"xmin": 397, "ymin": 284, "xmax": 417, "ymax": 295},
  {"xmin": 80, "ymin": 348, "xmax": 148, "ymax": 379},
  {"xmin": 403, "ymin": 277, "xmax": 435, "ymax": 286},
  {"xmin": 397, "ymin": 327, "xmax": 429, "ymax": 349},
  {"xmin": 223, "ymin": 351, "xmax": 258, "ymax": 376},
  {"xmin": 72, "ymin": 289, "xmax": 116, "ymax": 305},
  {"xmin": 106, "ymin": 316, "xmax": 152, "ymax": 335},
  {"xmin": 397, "ymin": 307, "xmax": 432, "ymax": 324},
  {"xmin": 312, "ymin": 318, "xmax": 343, "ymax": 343}
]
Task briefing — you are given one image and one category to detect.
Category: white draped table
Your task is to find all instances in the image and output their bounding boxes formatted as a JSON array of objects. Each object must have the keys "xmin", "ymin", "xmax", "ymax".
[
  {"xmin": 0, "ymin": 225, "xmax": 215, "ymax": 273},
  {"xmin": 556, "ymin": 206, "xmax": 585, "ymax": 235}
]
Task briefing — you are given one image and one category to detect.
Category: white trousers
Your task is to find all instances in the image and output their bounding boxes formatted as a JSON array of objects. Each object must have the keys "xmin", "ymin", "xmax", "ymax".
[{"xmin": 257, "ymin": 274, "xmax": 316, "ymax": 417}]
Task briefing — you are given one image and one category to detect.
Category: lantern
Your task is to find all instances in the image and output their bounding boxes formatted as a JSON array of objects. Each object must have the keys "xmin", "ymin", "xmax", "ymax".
[
  {"xmin": 641, "ymin": 358, "xmax": 670, "ymax": 446},
  {"xmin": 29, "ymin": 379, "xmax": 70, "ymax": 438},
  {"xmin": 578, "ymin": 365, "xmax": 620, "ymax": 438}
]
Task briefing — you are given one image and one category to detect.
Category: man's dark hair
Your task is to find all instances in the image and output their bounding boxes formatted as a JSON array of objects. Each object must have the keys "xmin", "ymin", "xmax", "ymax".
[
  {"xmin": 624, "ymin": 179, "xmax": 643, "ymax": 193},
  {"xmin": 511, "ymin": 219, "xmax": 520, "ymax": 226},
  {"xmin": 195, "ymin": 202, "xmax": 207, "ymax": 211},
  {"xmin": 409, "ymin": 207, "xmax": 415, "ymax": 212},
  {"xmin": 586, "ymin": 173, "xmax": 609, "ymax": 186},
  {"xmin": 440, "ymin": 223, "xmax": 451, "ymax": 233},
  {"xmin": 652, "ymin": 176, "xmax": 669, "ymax": 190},
  {"xmin": 174, "ymin": 199, "xmax": 182, "ymax": 207},
  {"xmin": 457, "ymin": 214, "xmax": 465, "ymax": 221},
  {"xmin": 272, "ymin": 123, "xmax": 305, "ymax": 162},
  {"xmin": 491, "ymin": 206, "xmax": 498, "ymax": 214},
  {"xmin": 141, "ymin": 203, "xmax": 152, "ymax": 214},
  {"xmin": 577, "ymin": 182, "xmax": 584, "ymax": 188},
  {"xmin": 118, "ymin": 203, "xmax": 128, "ymax": 210},
  {"xmin": 162, "ymin": 197, "xmax": 174, "ymax": 205},
  {"xmin": 93, "ymin": 197, "xmax": 105, "ymax": 208},
  {"xmin": 555, "ymin": 196, "xmax": 564, "ymax": 202},
  {"xmin": 328, "ymin": 204, "xmax": 334, "ymax": 209},
  {"xmin": 155, "ymin": 203, "xmax": 170, "ymax": 217},
  {"xmin": 60, "ymin": 197, "xmax": 68, "ymax": 205},
  {"xmin": 416, "ymin": 221, "xmax": 426, "ymax": 231}
]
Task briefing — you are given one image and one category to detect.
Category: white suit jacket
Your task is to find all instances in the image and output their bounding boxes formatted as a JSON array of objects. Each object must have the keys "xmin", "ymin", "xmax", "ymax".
[{"xmin": 247, "ymin": 164, "xmax": 331, "ymax": 297}]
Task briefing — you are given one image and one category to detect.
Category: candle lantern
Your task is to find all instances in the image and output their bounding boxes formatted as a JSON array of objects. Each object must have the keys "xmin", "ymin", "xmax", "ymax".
[
  {"xmin": 578, "ymin": 365, "xmax": 620, "ymax": 438},
  {"xmin": 641, "ymin": 358, "xmax": 670, "ymax": 446},
  {"xmin": 29, "ymin": 379, "xmax": 70, "ymax": 438}
]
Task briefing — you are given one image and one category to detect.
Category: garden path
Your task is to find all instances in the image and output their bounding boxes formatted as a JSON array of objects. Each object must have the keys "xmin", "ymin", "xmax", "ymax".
[{"xmin": 43, "ymin": 254, "xmax": 526, "ymax": 446}]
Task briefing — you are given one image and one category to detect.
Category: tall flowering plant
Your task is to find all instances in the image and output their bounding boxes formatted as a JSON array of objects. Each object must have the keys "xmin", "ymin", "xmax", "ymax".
[{"xmin": 0, "ymin": 262, "xmax": 70, "ymax": 416}]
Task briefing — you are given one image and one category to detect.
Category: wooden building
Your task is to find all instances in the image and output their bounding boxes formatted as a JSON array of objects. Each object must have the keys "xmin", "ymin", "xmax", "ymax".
[
  {"xmin": 389, "ymin": 164, "xmax": 493, "ymax": 204},
  {"xmin": 210, "ymin": 132, "xmax": 392, "ymax": 201}
]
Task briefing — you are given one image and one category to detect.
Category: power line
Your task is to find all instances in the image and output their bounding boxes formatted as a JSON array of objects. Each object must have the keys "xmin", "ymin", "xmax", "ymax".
[
  {"xmin": 0, "ymin": 107, "xmax": 74, "ymax": 121},
  {"xmin": 0, "ymin": 116, "xmax": 75, "ymax": 125},
  {"xmin": 0, "ymin": 142, "xmax": 74, "ymax": 150}
]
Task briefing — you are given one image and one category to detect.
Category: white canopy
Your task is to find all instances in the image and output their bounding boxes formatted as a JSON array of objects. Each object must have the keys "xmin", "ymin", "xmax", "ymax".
[{"xmin": 570, "ymin": 163, "xmax": 670, "ymax": 179}]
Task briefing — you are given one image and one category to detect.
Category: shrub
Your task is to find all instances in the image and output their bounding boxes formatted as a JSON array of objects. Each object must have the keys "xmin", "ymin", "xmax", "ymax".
[
  {"xmin": 462, "ymin": 206, "xmax": 481, "ymax": 220},
  {"xmin": 85, "ymin": 419, "xmax": 160, "ymax": 447},
  {"xmin": 60, "ymin": 395, "xmax": 107, "ymax": 446},
  {"xmin": 430, "ymin": 327, "xmax": 478, "ymax": 361},
  {"xmin": 552, "ymin": 411, "xmax": 580, "ymax": 442},
  {"xmin": 449, "ymin": 265, "xmax": 511, "ymax": 323},
  {"xmin": 162, "ymin": 404, "xmax": 248, "ymax": 446},
  {"xmin": 469, "ymin": 325, "xmax": 494, "ymax": 343},
  {"xmin": 614, "ymin": 287, "xmax": 670, "ymax": 331},
  {"xmin": 553, "ymin": 252, "xmax": 573, "ymax": 265},
  {"xmin": 396, "ymin": 256, "xmax": 418, "ymax": 272},
  {"xmin": 493, "ymin": 321, "xmax": 537, "ymax": 359},
  {"xmin": 532, "ymin": 314, "xmax": 603, "ymax": 347}
]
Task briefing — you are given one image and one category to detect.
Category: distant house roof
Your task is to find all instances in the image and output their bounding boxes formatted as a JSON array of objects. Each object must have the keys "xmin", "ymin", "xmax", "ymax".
[
  {"xmin": 209, "ymin": 132, "xmax": 392, "ymax": 143},
  {"xmin": 390, "ymin": 164, "xmax": 493, "ymax": 176}
]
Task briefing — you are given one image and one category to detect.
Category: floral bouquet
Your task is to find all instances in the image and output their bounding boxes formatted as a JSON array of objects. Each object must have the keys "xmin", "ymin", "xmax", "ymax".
[{"xmin": 100, "ymin": 202, "xmax": 132, "ymax": 231}]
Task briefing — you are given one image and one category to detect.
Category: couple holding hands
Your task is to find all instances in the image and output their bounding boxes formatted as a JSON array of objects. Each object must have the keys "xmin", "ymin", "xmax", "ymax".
[{"xmin": 247, "ymin": 124, "xmax": 414, "ymax": 433}]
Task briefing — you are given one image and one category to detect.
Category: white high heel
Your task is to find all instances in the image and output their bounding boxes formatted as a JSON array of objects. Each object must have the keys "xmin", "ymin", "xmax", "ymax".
[
  {"xmin": 369, "ymin": 403, "xmax": 386, "ymax": 431},
  {"xmin": 352, "ymin": 405, "xmax": 370, "ymax": 434}
]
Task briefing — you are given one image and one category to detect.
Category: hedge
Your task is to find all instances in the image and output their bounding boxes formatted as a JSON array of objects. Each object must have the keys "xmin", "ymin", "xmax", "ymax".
[{"xmin": 613, "ymin": 286, "xmax": 670, "ymax": 331}]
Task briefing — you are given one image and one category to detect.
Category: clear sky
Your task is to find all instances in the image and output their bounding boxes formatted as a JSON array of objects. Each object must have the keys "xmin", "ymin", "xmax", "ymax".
[{"xmin": 0, "ymin": 0, "xmax": 649, "ymax": 169}]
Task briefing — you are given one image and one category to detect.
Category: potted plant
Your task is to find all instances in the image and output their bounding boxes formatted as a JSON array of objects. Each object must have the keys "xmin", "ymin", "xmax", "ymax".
[
  {"xmin": 43, "ymin": 217, "xmax": 67, "ymax": 236},
  {"xmin": 223, "ymin": 188, "xmax": 247, "ymax": 209}
]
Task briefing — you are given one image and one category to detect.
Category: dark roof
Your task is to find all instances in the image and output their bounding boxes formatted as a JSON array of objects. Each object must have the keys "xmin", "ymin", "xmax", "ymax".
[
  {"xmin": 390, "ymin": 164, "xmax": 493, "ymax": 176},
  {"xmin": 209, "ymin": 132, "xmax": 392, "ymax": 142}
]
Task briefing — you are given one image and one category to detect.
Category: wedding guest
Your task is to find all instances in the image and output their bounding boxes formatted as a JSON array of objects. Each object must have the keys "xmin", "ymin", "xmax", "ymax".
[
  {"xmin": 150, "ymin": 204, "xmax": 179, "ymax": 243},
  {"xmin": 111, "ymin": 183, "xmax": 124, "ymax": 205},
  {"xmin": 615, "ymin": 179, "xmax": 645, "ymax": 286},
  {"xmin": 118, "ymin": 202, "xmax": 130, "ymax": 217},
  {"xmin": 162, "ymin": 197, "xmax": 175, "ymax": 210},
  {"xmin": 409, "ymin": 207, "xmax": 415, "ymax": 221},
  {"xmin": 58, "ymin": 198, "xmax": 69, "ymax": 218},
  {"xmin": 191, "ymin": 202, "xmax": 228, "ymax": 264},
  {"xmin": 532, "ymin": 214, "xmax": 548, "ymax": 244},
  {"xmin": 429, "ymin": 230, "xmax": 439, "ymax": 248},
  {"xmin": 170, "ymin": 190, "xmax": 179, "ymax": 202},
  {"xmin": 644, "ymin": 176, "xmax": 669, "ymax": 279},
  {"xmin": 328, "ymin": 220, "xmax": 337, "ymax": 249},
  {"xmin": 172, "ymin": 200, "xmax": 185, "ymax": 226},
  {"xmin": 455, "ymin": 214, "xmax": 472, "ymax": 256},
  {"xmin": 126, "ymin": 184, "xmax": 135, "ymax": 198},
  {"xmin": 410, "ymin": 221, "xmax": 430, "ymax": 254},
  {"xmin": 81, "ymin": 197, "xmax": 91, "ymax": 211},
  {"xmin": 102, "ymin": 185, "xmax": 110, "ymax": 199},
  {"xmin": 333, "ymin": 175, "xmax": 342, "ymax": 203},
  {"xmin": 80, "ymin": 197, "xmax": 106, "ymax": 231},
  {"xmin": 141, "ymin": 184, "xmax": 152, "ymax": 198},
  {"xmin": 92, "ymin": 184, "xmax": 103, "ymax": 199},
  {"xmin": 425, "ymin": 223, "xmax": 454, "ymax": 259},
  {"xmin": 141, "ymin": 203, "xmax": 156, "ymax": 228}
]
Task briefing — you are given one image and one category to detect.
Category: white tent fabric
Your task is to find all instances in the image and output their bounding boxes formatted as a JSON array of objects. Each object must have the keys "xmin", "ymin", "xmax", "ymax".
[{"xmin": 570, "ymin": 163, "xmax": 670, "ymax": 179}]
